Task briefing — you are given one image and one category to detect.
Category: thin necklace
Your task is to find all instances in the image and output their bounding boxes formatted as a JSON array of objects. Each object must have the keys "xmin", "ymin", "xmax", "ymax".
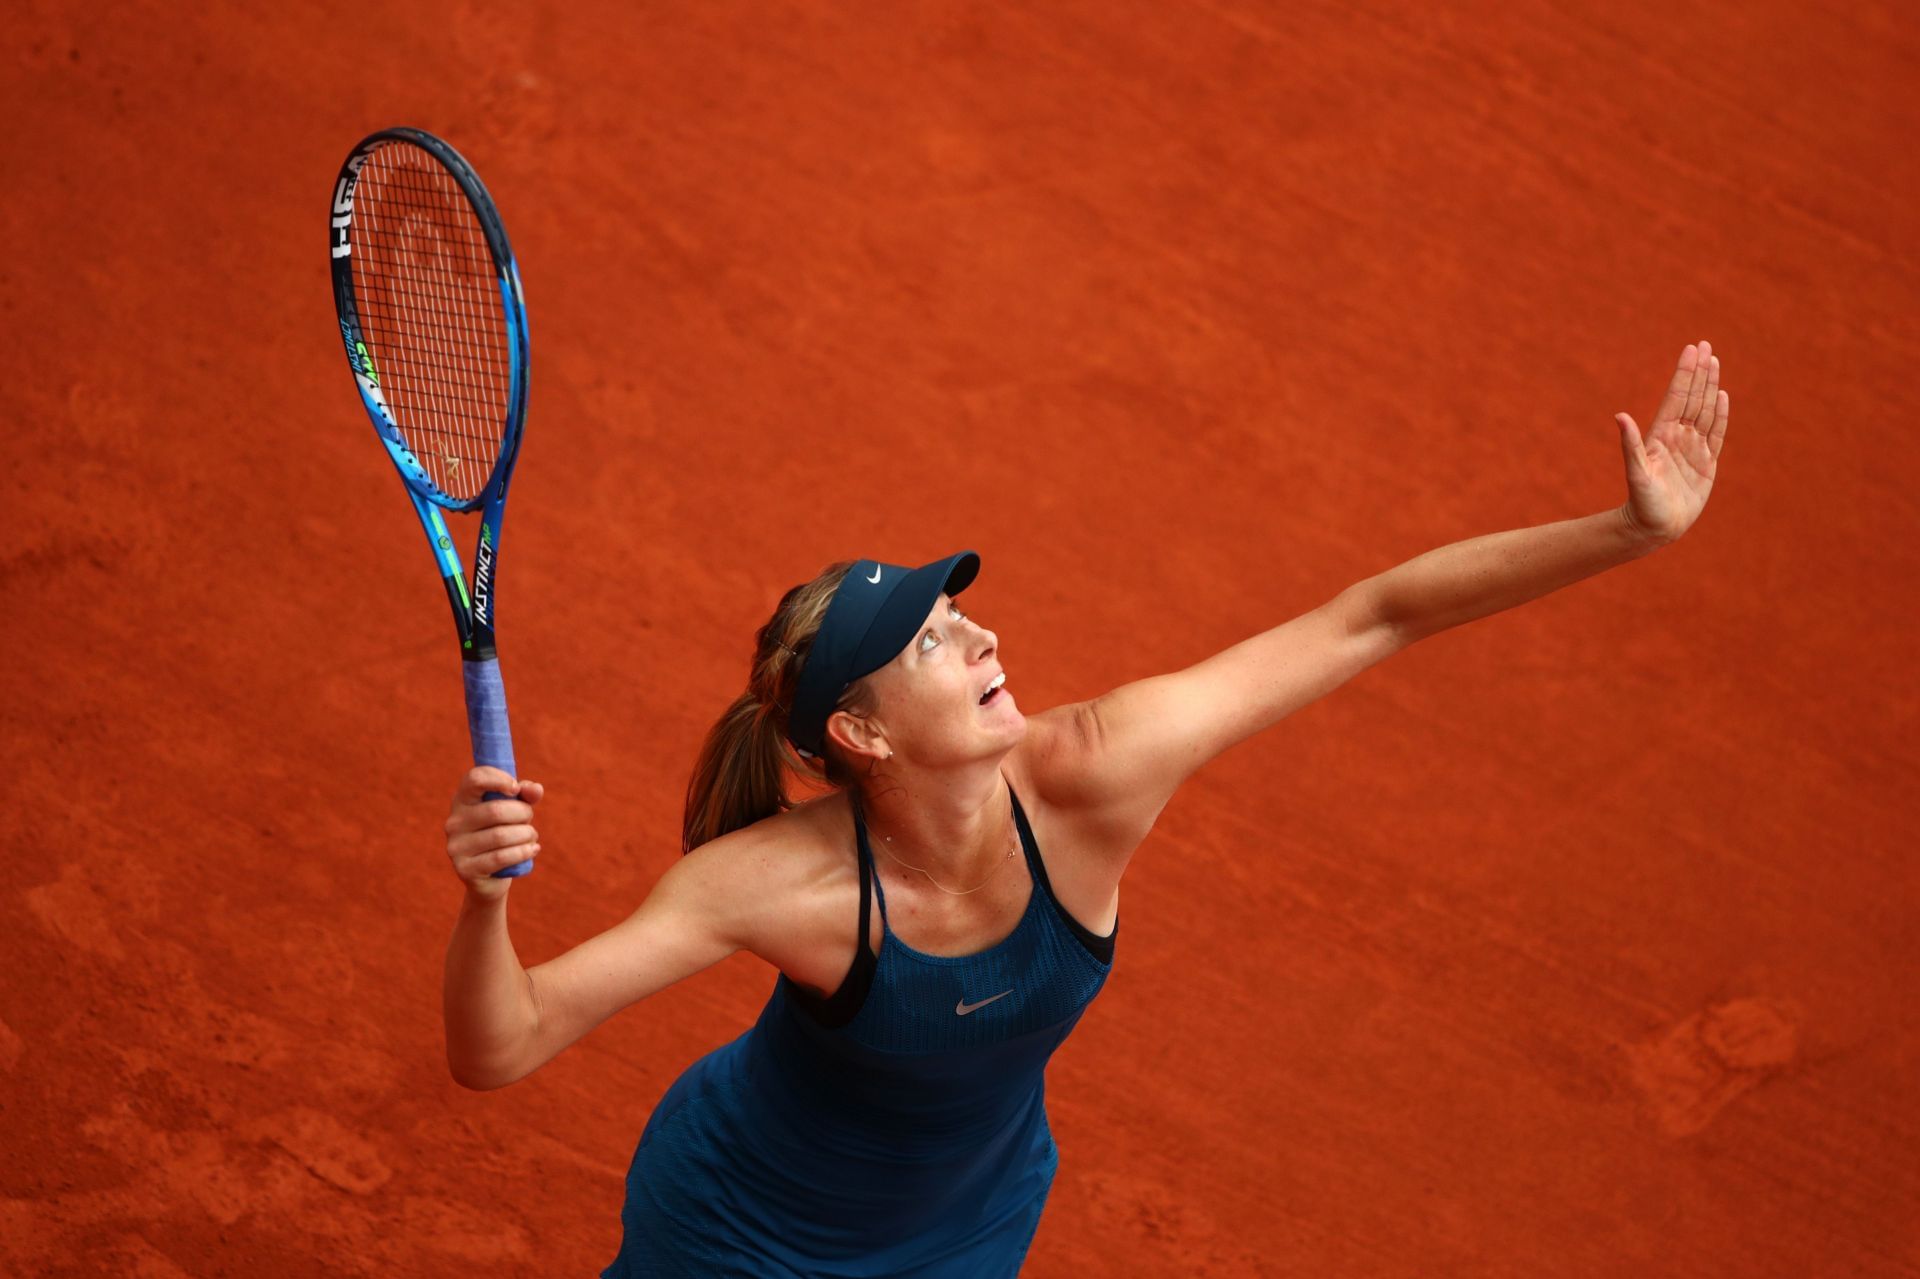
[{"xmin": 870, "ymin": 813, "xmax": 1020, "ymax": 897}]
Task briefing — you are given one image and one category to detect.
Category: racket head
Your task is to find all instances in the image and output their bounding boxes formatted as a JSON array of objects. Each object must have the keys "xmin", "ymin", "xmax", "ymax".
[{"xmin": 330, "ymin": 128, "xmax": 529, "ymax": 512}]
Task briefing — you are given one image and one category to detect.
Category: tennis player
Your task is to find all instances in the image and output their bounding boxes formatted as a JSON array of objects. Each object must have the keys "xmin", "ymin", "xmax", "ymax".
[{"xmin": 442, "ymin": 343, "xmax": 1727, "ymax": 1276}]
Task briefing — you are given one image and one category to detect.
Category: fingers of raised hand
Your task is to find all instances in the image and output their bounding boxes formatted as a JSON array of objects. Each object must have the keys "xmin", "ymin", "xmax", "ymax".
[
  {"xmin": 1682, "ymin": 340, "xmax": 1714, "ymax": 425},
  {"xmin": 1692, "ymin": 348, "xmax": 1730, "ymax": 464},
  {"xmin": 1656, "ymin": 343, "xmax": 1701, "ymax": 426}
]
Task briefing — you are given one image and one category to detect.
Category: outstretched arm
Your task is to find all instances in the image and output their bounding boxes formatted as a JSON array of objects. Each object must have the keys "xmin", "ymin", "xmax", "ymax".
[
  {"xmin": 1030, "ymin": 341, "xmax": 1731, "ymax": 837},
  {"xmin": 1385, "ymin": 339, "xmax": 1728, "ymax": 642},
  {"xmin": 1368, "ymin": 507, "xmax": 1656, "ymax": 645}
]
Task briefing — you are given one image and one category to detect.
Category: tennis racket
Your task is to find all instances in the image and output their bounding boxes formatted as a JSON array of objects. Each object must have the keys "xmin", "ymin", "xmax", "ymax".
[{"xmin": 329, "ymin": 127, "xmax": 535, "ymax": 878}]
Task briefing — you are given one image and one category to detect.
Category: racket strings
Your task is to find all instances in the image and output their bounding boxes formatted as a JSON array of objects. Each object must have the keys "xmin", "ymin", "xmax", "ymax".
[{"xmin": 351, "ymin": 142, "xmax": 513, "ymax": 503}]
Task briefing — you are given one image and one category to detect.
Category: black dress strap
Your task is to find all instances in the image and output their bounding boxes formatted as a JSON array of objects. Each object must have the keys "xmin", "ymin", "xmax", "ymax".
[
  {"xmin": 1009, "ymin": 784, "xmax": 1117, "ymax": 965},
  {"xmin": 856, "ymin": 789, "xmax": 891, "ymax": 922},
  {"xmin": 785, "ymin": 793, "xmax": 879, "ymax": 1029}
]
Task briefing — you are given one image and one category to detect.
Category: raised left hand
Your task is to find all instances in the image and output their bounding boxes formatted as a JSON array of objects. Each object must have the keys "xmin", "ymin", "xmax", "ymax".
[{"xmin": 1615, "ymin": 340, "xmax": 1730, "ymax": 547}]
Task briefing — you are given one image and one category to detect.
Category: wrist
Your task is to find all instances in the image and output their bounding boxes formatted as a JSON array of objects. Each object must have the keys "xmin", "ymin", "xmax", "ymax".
[
  {"xmin": 1615, "ymin": 504, "xmax": 1671, "ymax": 556},
  {"xmin": 462, "ymin": 882, "xmax": 511, "ymax": 909}
]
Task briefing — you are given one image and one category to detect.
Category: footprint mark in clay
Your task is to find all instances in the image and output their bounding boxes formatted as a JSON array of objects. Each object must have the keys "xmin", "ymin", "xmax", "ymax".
[
  {"xmin": 253, "ymin": 1106, "xmax": 392, "ymax": 1195},
  {"xmin": 1624, "ymin": 996, "xmax": 1802, "ymax": 1137}
]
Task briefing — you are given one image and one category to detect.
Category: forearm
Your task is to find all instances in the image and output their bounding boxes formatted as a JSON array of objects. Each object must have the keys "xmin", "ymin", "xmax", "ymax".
[
  {"xmin": 1366, "ymin": 506, "xmax": 1662, "ymax": 644},
  {"xmin": 443, "ymin": 890, "xmax": 539, "ymax": 1089}
]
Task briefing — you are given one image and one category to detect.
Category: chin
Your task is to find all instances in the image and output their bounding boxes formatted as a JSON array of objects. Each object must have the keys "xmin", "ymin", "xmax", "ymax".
[{"xmin": 944, "ymin": 707, "xmax": 1025, "ymax": 766}]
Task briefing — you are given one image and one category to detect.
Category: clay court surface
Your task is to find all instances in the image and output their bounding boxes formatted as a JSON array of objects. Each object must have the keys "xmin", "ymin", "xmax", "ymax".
[{"xmin": 5, "ymin": 1, "xmax": 1917, "ymax": 1274}]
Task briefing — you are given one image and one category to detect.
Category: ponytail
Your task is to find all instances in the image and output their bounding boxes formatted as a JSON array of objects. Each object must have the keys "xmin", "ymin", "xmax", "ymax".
[{"xmin": 681, "ymin": 563, "xmax": 873, "ymax": 852}]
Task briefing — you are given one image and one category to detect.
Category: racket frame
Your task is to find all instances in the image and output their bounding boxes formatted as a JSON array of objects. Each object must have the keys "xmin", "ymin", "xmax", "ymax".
[{"xmin": 330, "ymin": 127, "xmax": 535, "ymax": 877}]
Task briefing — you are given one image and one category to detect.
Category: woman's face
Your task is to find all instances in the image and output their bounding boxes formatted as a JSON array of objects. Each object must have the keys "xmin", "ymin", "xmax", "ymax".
[{"xmin": 847, "ymin": 592, "xmax": 1025, "ymax": 767}]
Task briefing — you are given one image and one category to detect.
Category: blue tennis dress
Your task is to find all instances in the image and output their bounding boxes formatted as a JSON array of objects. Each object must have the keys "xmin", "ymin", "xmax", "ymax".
[{"xmin": 602, "ymin": 782, "xmax": 1117, "ymax": 1277}]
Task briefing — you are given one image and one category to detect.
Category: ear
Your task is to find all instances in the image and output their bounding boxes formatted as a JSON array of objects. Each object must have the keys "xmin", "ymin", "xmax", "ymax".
[{"xmin": 826, "ymin": 708, "xmax": 889, "ymax": 763}]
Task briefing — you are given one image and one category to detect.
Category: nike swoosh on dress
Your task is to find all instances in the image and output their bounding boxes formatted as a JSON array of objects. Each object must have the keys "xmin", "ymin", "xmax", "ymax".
[{"xmin": 955, "ymin": 990, "xmax": 1014, "ymax": 1015}]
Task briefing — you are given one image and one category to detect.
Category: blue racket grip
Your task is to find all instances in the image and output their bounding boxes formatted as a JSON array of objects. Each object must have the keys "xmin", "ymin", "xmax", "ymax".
[{"xmin": 463, "ymin": 657, "xmax": 533, "ymax": 879}]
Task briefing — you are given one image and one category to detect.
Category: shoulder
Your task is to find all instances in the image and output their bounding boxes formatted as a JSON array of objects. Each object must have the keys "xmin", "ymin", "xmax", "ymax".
[
  {"xmin": 681, "ymin": 792, "xmax": 859, "ymax": 967},
  {"xmin": 1006, "ymin": 703, "xmax": 1162, "ymax": 863},
  {"xmin": 1009, "ymin": 702, "xmax": 1100, "ymax": 807},
  {"xmin": 684, "ymin": 797, "xmax": 833, "ymax": 872}
]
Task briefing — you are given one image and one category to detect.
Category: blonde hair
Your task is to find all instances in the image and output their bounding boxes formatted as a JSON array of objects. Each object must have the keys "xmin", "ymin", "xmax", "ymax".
[{"xmin": 681, "ymin": 562, "xmax": 879, "ymax": 853}]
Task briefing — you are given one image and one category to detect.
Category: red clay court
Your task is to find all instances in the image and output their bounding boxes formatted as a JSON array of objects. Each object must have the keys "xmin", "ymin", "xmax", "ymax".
[{"xmin": 4, "ymin": 2, "xmax": 1916, "ymax": 1275}]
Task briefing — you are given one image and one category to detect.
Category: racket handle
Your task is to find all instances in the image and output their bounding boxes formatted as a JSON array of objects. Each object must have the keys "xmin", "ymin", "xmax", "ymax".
[{"xmin": 463, "ymin": 657, "xmax": 533, "ymax": 879}]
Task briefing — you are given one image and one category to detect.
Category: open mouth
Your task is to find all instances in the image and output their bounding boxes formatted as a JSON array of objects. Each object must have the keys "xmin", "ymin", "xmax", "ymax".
[{"xmin": 978, "ymin": 671, "xmax": 1007, "ymax": 706}]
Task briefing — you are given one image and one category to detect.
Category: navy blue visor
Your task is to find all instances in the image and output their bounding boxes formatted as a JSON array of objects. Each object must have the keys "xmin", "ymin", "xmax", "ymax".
[{"xmin": 787, "ymin": 551, "xmax": 980, "ymax": 758}]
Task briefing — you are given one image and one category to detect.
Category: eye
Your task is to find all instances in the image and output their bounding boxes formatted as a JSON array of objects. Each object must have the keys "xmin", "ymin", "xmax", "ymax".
[
  {"xmin": 921, "ymin": 603, "xmax": 967, "ymax": 652},
  {"xmin": 919, "ymin": 629, "xmax": 939, "ymax": 653}
]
